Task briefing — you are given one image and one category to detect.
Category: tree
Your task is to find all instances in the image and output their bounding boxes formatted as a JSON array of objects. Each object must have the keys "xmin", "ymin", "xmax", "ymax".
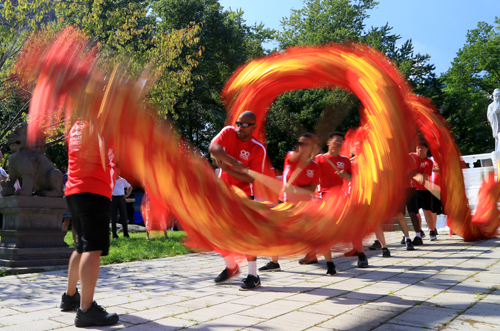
[
  {"xmin": 441, "ymin": 18, "xmax": 500, "ymax": 155},
  {"xmin": 153, "ymin": 0, "xmax": 275, "ymax": 152},
  {"xmin": 55, "ymin": 0, "xmax": 203, "ymax": 118},
  {"xmin": 0, "ymin": 0, "xmax": 53, "ymax": 160},
  {"xmin": 266, "ymin": 0, "xmax": 442, "ymax": 168}
]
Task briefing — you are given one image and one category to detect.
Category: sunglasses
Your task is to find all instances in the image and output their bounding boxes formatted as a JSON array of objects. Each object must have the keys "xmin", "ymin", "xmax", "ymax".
[{"xmin": 235, "ymin": 122, "xmax": 256, "ymax": 128}]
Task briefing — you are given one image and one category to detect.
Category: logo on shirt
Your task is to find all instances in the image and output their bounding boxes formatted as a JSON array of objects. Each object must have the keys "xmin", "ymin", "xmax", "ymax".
[
  {"xmin": 421, "ymin": 162, "xmax": 426, "ymax": 168},
  {"xmin": 240, "ymin": 150, "xmax": 250, "ymax": 160},
  {"xmin": 337, "ymin": 162, "xmax": 345, "ymax": 169},
  {"xmin": 306, "ymin": 170, "xmax": 314, "ymax": 178}
]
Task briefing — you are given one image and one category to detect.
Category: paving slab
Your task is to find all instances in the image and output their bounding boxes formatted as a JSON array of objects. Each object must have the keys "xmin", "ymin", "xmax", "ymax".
[{"xmin": 1, "ymin": 232, "xmax": 500, "ymax": 330}]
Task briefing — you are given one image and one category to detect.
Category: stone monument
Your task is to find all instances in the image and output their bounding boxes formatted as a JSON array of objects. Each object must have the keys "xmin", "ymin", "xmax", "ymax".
[
  {"xmin": 0, "ymin": 123, "xmax": 73, "ymax": 267},
  {"xmin": 487, "ymin": 88, "xmax": 500, "ymax": 151}
]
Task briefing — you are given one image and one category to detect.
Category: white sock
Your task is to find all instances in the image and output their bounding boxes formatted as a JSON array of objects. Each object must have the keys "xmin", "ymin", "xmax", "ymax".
[
  {"xmin": 406, "ymin": 237, "xmax": 411, "ymax": 240},
  {"xmin": 415, "ymin": 232, "xmax": 421, "ymax": 238},
  {"xmin": 248, "ymin": 261, "xmax": 257, "ymax": 277},
  {"xmin": 224, "ymin": 255, "xmax": 237, "ymax": 270}
]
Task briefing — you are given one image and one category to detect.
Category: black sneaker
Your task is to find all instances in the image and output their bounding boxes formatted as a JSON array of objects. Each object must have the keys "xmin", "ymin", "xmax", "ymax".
[
  {"xmin": 214, "ymin": 266, "xmax": 241, "ymax": 283},
  {"xmin": 400, "ymin": 236, "xmax": 406, "ymax": 245},
  {"xmin": 429, "ymin": 231, "xmax": 437, "ymax": 241},
  {"xmin": 382, "ymin": 247, "xmax": 391, "ymax": 258},
  {"xmin": 406, "ymin": 238, "xmax": 415, "ymax": 250},
  {"xmin": 326, "ymin": 262, "xmax": 336, "ymax": 276},
  {"xmin": 239, "ymin": 275, "xmax": 261, "ymax": 291},
  {"xmin": 420, "ymin": 230, "xmax": 426, "ymax": 239},
  {"xmin": 112, "ymin": 234, "xmax": 118, "ymax": 239},
  {"xmin": 258, "ymin": 261, "xmax": 281, "ymax": 272},
  {"xmin": 357, "ymin": 253, "xmax": 368, "ymax": 268},
  {"xmin": 413, "ymin": 236, "xmax": 423, "ymax": 246},
  {"xmin": 434, "ymin": 228, "xmax": 439, "ymax": 236},
  {"xmin": 60, "ymin": 289, "xmax": 80, "ymax": 311},
  {"xmin": 368, "ymin": 240, "xmax": 382, "ymax": 250},
  {"xmin": 74, "ymin": 301, "xmax": 119, "ymax": 327}
]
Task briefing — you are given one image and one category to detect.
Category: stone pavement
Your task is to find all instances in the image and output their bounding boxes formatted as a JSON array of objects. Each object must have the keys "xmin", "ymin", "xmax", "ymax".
[{"xmin": 1, "ymin": 231, "xmax": 500, "ymax": 331}]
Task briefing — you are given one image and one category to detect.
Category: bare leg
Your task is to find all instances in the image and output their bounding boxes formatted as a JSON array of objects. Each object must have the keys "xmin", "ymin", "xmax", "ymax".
[
  {"xmin": 374, "ymin": 227, "xmax": 387, "ymax": 248},
  {"xmin": 62, "ymin": 219, "xmax": 70, "ymax": 232},
  {"xmin": 146, "ymin": 231, "xmax": 150, "ymax": 241},
  {"xmin": 409, "ymin": 212, "xmax": 420, "ymax": 233},
  {"xmin": 432, "ymin": 212, "xmax": 437, "ymax": 230},
  {"xmin": 323, "ymin": 249, "xmax": 332, "ymax": 262},
  {"xmin": 396, "ymin": 213, "xmax": 410, "ymax": 237},
  {"xmin": 79, "ymin": 251, "xmax": 102, "ymax": 312},
  {"xmin": 66, "ymin": 251, "xmax": 81, "ymax": 296},
  {"xmin": 423, "ymin": 210, "xmax": 435, "ymax": 232},
  {"xmin": 271, "ymin": 256, "xmax": 279, "ymax": 263}
]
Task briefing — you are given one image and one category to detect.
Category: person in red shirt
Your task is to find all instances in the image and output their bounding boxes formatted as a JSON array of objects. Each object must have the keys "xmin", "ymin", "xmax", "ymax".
[
  {"xmin": 59, "ymin": 119, "xmax": 119, "ymax": 327},
  {"xmin": 408, "ymin": 140, "xmax": 436, "ymax": 244},
  {"xmin": 259, "ymin": 133, "xmax": 323, "ymax": 272},
  {"xmin": 303, "ymin": 132, "xmax": 368, "ymax": 268},
  {"xmin": 429, "ymin": 157, "xmax": 443, "ymax": 235},
  {"xmin": 209, "ymin": 111, "xmax": 266, "ymax": 290}
]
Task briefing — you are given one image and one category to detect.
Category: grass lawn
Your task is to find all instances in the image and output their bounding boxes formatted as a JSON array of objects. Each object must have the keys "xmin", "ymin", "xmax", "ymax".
[{"xmin": 64, "ymin": 230, "xmax": 192, "ymax": 265}]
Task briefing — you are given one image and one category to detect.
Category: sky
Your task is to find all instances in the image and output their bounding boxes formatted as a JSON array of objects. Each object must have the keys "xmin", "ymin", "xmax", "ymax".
[{"xmin": 218, "ymin": 0, "xmax": 500, "ymax": 75}]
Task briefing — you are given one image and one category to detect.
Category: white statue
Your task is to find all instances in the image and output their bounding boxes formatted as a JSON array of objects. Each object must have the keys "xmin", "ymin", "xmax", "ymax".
[{"xmin": 487, "ymin": 88, "xmax": 500, "ymax": 151}]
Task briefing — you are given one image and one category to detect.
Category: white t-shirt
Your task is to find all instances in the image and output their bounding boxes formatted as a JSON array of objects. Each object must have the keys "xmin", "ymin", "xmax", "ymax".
[
  {"xmin": 112, "ymin": 177, "xmax": 131, "ymax": 196},
  {"xmin": 0, "ymin": 167, "xmax": 7, "ymax": 196}
]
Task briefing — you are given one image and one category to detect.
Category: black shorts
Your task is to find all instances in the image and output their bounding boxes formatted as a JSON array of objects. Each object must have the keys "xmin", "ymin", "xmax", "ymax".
[
  {"xmin": 405, "ymin": 188, "xmax": 417, "ymax": 214},
  {"xmin": 431, "ymin": 195, "xmax": 442, "ymax": 215},
  {"xmin": 66, "ymin": 193, "xmax": 111, "ymax": 256},
  {"xmin": 416, "ymin": 190, "xmax": 432, "ymax": 211}
]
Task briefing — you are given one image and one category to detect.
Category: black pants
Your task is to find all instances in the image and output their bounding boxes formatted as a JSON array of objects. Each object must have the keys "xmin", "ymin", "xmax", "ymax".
[{"xmin": 111, "ymin": 196, "xmax": 129, "ymax": 237}]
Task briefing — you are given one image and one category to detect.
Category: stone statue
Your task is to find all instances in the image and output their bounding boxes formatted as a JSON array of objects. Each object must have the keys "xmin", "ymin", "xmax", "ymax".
[
  {"xmin": 487, "ymin": 88, "xmax": 500, "ymax": 151},
  {"xmin": 0, "ymin": 123, "xmax": 64, "ymax": 197}
]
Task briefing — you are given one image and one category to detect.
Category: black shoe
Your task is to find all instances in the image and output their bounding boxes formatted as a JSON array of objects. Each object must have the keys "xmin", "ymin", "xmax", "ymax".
[
  {"xmin": 74, "ymin": 301, "xmax": 119, "ymax": 327},
  {"xmin": 239, "ymin": 275, "xmax": 261, "ymax": 291},
  {"xmin": 420, "ymin": 230, "xmax": 426, "ymax": 239},
  {"xmin": 326, "ymin": 262, "xmax": 336, "ymax": 276},
  {"xmin": 124, "ymin": 234, "xmax": 130, "ymax": 238},
  {"xmin": 60, "ymin": 289, "xmax": 80, "ymax": 311},
  {"xmin": 298, "ymin": 256, "xmax": 318, "ymax": 265},
  {"xmin": 400, "ymin": 236, "xmax": 406, "ymax": 245},
  {"xmin": 368, "ymin": 240, "xmax": 382, "ymax": 250},
  {"xmin": 434, "ymin": 228, "xmax": 439, "ymax": 236},
  {"xmin": 429, "ymin": 231, "xmax": 437, "ymax": 241},
  {"xmin": 406, "ymin": 238, "xmax": 415, "ymax": 250},
  {"xmin": 412, "ymin": 236, "xmax": 423, "ymax": 246},
  {"xmin": 357, "ymin": 253, "xmax": 368, "ymax": 268},
  {"xmin": 258, "ymin": 261, "xmax": 281, "ymax": 272},
  {"xmin": 214, "ymin": 266, "xmax": 241, "ymax": 283},
  {"xmin": 112, "ymin": 234, "xmax": 118, "ymax": 239},
  {"xmin": 382, "ymin": 247, "xmax": 391, "ymax": 258}
]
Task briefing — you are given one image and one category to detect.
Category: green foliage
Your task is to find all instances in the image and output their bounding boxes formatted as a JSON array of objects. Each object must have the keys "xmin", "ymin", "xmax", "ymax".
[
  {"xmin": 153, "ymin": 0, "xmax": 275, "ymax": 152},
  {"xmin": 55, "ymin": 0, "xmax": 203, "ymax": 118},
  {"xmin": 267, "ymin": 0, "xmax": 442, "ymax": 168},
  {"xmin": 64, "ymin": 230, "xmax": 192, "ymax": 265},
  {"xmin": 441, "ymin": 18, "xmax": 500, "ymax": 154}
]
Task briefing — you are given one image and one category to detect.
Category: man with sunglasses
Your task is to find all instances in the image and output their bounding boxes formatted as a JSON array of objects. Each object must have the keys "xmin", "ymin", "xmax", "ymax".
[{"xmin": 209, "ymin": 110, "xmax": 267, "ymax": 290}]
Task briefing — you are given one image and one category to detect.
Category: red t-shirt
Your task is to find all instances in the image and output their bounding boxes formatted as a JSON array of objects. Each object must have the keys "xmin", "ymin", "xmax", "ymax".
[
  {"xmin": 406, "ymin": 154, "xmax": 418, "ymax": 188},
  {"xmin": 279, "ymin": 151, "xmax": 320, "ymax": 203},
  {"xmin": 65, "ymin": 119, "xmax": 116, "ymax": 199},
  {"xmin": 410, "ymin": 152, "xmax": 433, "ymax": 191},
  {"xmin": 211, "ymin": 126, "xmax": 266, "ymax": 197},
  {"xmin": 315, "ymin": 153, "xmax": 351, "ymax": 197}
]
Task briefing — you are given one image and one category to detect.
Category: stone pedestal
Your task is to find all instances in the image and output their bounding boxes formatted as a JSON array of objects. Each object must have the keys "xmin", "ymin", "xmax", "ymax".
[{"xmin": 0, "ymin": 196, "xmax": 73, "ymax": 267}]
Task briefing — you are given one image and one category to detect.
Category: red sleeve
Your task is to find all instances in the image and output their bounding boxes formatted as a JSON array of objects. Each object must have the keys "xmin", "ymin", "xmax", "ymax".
[
  {"xmin": 248, "ymin": 145, "xmax": 266, "ymax": 173},
  {"xmin": 345, "ymin": 158, "xmax": 352, "ymax": 175},
  {"xmin": 423, "ymin": 159, "xmax": 433, "ymax": 176},
  {"xmin": 211, "ymin": 126, "xmax": 232, "ymax": 149}
]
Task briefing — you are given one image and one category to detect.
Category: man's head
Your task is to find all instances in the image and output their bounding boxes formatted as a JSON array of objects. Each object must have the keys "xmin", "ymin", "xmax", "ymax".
[
  {"xmin": 327, "ymin": 132, "xmax": 345, "ymax": 155},
  {"xmin": 416, "ymin": 140, "xmax": 429, "ymax": 159},
  {"xmin": 296, "ymin": 133, "xmax": 317, "ymax": 156},
  {"xmin": 235, "ymin": 111, "xmax": 257, "ymax": 142}
]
